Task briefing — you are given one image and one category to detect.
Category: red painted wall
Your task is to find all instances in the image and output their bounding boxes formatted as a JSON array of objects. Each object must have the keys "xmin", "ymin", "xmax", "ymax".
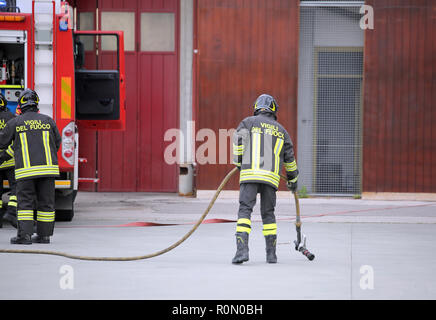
[
  {"xmin": 195, "ymin": 0, "xmax": 300, "ymax": 190},
  {"xmin": 75, "ymin": 0, "xmax": 179, "ymax": 192},
  {"xmin": 363, "ymin": 0, "xmax": 436, "ymax": 193}
]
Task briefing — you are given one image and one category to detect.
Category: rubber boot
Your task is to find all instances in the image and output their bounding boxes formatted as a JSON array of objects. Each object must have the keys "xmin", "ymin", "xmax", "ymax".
[
  {"xmin": 265, "ymin": 234, "xmax": 277, "ymax": 263},
  {"xmin": 10, "ymin": 234, "xmax": 32, "ymax": 245},
  {"xmin": 232, "ymin": 232, "xmax": 249, "ymax": 264},
  {"xmin": 32, "ymin": 235, "xmax": 50, "ymax": 244},
  {"xmin": 11, "ymin": 221, "xmax": 33, "ymax": 244},
  {"xmin": 2, "ymin": 212, "xmax": 18, "ymax": 229},
  {"xmin": 0, "ymin": 207, "xmax": 4, "ymax": 228},
  {"xmin": 31, "ymin": 220, "xmax": 54, "ymax": 244}
]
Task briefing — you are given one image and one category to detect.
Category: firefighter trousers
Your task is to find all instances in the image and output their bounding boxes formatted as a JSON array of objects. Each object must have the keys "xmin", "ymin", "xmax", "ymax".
[
  {"xmin": 16, "ymin": 178, "xmax": 55, "ymax": 237},
  {"xmin": 0, "ymin": 168, "xmax": 17, "ymax": 216},
  {"xmin": 236, "ymin": 183, "xmax": 277, "ymax": 237}
]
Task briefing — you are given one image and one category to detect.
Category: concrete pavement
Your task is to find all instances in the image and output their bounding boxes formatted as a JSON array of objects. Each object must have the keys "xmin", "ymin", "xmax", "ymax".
[{"xmin": 0, "ymin": 191, "xmax": 435, "ymax": 300}]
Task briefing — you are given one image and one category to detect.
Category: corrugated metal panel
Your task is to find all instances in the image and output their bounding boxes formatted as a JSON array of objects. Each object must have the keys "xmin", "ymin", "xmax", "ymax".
[
  {"xmin": 363, "ymin": 0, "xmax": 436, "ymax": 193},
  {"xmin": 196, "ymin": 0, "xmax": 300, "ymax": 190}
]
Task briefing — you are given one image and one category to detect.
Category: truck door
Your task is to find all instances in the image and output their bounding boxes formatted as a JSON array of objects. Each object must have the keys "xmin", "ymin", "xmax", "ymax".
[{"xmin": 73, "ymin": 31, "xmax": 125, "ymax": 130}]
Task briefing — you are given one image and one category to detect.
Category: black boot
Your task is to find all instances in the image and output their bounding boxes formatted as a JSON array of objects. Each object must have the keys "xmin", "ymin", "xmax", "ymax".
[
  {"xmin": 10, "ymin": 233, "xmax": 32, "ymax": 245},
  {"xmin": 0, "ymin": 208, "xmax": 4, "ymax": 228},
  {"xmin": 232, "ymin": 232, "xmax": 249, "ymax": 264},
  {"xmin": 265, "ymin": 234, "xmax": 277, "ymax": 263},
  {"xmin": 2, "ymin": 212, "xmax": 18, "ymax": 229},
  {"xmin": 12, "ymin": 220, "xmax": 34, "ymax": 245},
  {"xmin": 32, "ymin": 235, "xmax": 50, "ymax": 244}
]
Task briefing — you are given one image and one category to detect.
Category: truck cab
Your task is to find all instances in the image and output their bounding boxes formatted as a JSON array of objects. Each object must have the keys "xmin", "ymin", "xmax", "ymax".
[{"xmin": 0, "ymin": 0, "xmax": 126, "ymax": 221}]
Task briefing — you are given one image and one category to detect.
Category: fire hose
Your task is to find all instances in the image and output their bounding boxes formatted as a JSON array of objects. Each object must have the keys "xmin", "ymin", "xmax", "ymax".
[{"xmin": 0, "ymin": 167, "xmax": 314, "ymax": 261}]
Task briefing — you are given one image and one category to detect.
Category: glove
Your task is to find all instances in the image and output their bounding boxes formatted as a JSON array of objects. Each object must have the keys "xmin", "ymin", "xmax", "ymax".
[
  {"xmin": 0, "ymin": 151, "xmax": 11, "ymax": 164},
  {"xmin": 287, "ymin": 180, "xmax": 297, "ymax": 192}
]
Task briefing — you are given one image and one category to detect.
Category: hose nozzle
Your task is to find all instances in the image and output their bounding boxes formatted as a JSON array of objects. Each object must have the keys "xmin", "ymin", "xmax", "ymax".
[{"xmin": 294, "ymin": 234, "xmax": 315, "ymax": 261}]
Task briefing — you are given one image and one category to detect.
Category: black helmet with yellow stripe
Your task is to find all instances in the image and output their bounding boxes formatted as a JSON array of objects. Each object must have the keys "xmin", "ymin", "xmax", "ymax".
[
  {"xmin": 17, "ymin": 88, "xmax": 39, "ymax": 114},
  {"xmin": 253, "ymin": 94, "xmax": 278, "ymax": 119},
  {"xmin": 0, "ymin": 93, "xmax": 7, "ymax": 111}
]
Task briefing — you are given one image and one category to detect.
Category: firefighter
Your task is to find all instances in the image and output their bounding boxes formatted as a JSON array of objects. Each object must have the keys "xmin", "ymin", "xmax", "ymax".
[
  {"xmin": 0, "ymin": 89, "xmax": 61, "ymax": 244},
  {"xmin": 0, "ymin": 93, "xmax": 17, "ymax": 229},
  {"xmin": 232, "ymin": 94, "xmax": 298, "ymax": 264}
]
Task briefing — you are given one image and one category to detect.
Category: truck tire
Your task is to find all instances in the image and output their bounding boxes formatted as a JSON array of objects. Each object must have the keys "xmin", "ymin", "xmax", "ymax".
[{"xmin": 55, "ymin": 208, "xmax": 74, "ymax": 222}]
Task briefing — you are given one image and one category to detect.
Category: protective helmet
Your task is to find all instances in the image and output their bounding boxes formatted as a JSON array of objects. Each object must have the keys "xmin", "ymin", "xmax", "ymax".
[
  {"xmin": 253, "ymin": 94, "xmax": 278, "ymax": 118},
  {"xmin": 0, "ymin": 93, "xmax": 7, "ymax": 111},
  {"xmin": 17, "ymin": 89, "xmax": 39, "ymax": 113}
]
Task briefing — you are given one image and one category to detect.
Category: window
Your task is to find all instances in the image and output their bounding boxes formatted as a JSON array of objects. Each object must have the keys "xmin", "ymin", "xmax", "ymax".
[
  {"xmin": 101, "ymin": 12, "xmax": 135, "ymax": 51},
  {"xmin": 78, "ymin": 12, "xmax": 94, "ymax": 51},
  {"xmin": 140, "ymin": 12, "xmax": 175, "ymax": 52}
]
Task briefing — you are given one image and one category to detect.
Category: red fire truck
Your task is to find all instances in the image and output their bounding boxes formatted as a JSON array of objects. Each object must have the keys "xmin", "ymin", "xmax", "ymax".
[{"xmin": 0, "ymin": 0, "xmax": 126, "ymax": 221}]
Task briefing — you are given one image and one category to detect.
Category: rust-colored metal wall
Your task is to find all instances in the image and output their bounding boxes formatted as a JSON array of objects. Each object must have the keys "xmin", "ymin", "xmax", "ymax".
[
  {"xmin": 195, "ymin": 0, "xmax": 300, "ymax": 190},
  {"xmin": 363, "ymin": 0, "xmax": 436, "ymax": 193}
]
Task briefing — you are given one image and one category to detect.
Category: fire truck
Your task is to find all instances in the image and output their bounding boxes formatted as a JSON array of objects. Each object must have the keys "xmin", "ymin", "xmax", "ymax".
[{"xmin": 0, "ymin": 0, "xmax": 126, "ymax": 221}]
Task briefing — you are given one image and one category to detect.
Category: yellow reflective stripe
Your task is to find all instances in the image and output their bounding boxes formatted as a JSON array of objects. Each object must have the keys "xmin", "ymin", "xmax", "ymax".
[
  {"xmin": 273, "ymin": 138, "xmax": 284, "ymax": 175},
  {"xmin": 15, "ymin": 165, "xmax": 60, "ymax": 179},
  {"xmin": 240, "ymin": 175, "xmax": 278, "ymax": 185},
  {"xmin": 16, "ymin": 170, "xmax": 60, "ymax": 180},
  {"xmin": 0, "ymin": 84, "xmax": 22, "ymax": 89},
  {"xmin": 263, "ymin": 223, "xmax": 277, "ymax": 230},
  {"xmin": 6, "ymin": 142, "xmax": 14, "ymax": 157},
  {"xmin": 284, "ymin": 160, "xmax": 298, "ymax": 172},
  {"xmin": 9, "ymin": 195, "xmax": 17, "ymax": 201},
  {"xmin": 252, "ymin": 132, "xmax": 261, "ymax": 170},
  {"xmin": 240, "ymin": 175, "xmax": 279, "ymax": 188},
  {"xmin": 61, "ymin": 77, "xmax": 72, "ymax": 119},
  {"xmin": 289, "ymin": 175, "xmax": 298, "ymax": 183},
  {"xmin": 19, "ymin": 132, "xmax": 30, "ymax": 168},
  {"xmin": 263, "ymin": 229, "xmax": 277, "ymax": 236},
  {"xmin": 240, "ymin": 172, "xmax": 279, "ymax": 183},
  {"xmin": 37, "ymin": 211, "xmax": 55, "ymax": 222},
  {"xmin": 233, "ymin": 144, "xmax": 244, "ymax": 151},
  {"xmin": 236, "ymin": 226, "xmax": 251, "ymax": 234},
  {"xmin": 18, "ymin": 210, "xmax": 34, "ymax": 221},
  {"xmin": 237, "ymin": 218, "xmax": 251, "ymax": 226},
  {"xmin": 8, "ymin": 201, "xmax": 17, "ymax": 207},
  {"xmin": 241, "ymin": 169, "xmax": 280, "ymax": 181},
  {"xmin": 263, "ymin": 223, "xmax": 277, "ymax": 236},
  {"xmin": 42, "ymin": 131, "xmax": 52, "ymax": 166},
  {"xmin": 0, "ymin": 158, "xmax": 14, "ymax": 168}
]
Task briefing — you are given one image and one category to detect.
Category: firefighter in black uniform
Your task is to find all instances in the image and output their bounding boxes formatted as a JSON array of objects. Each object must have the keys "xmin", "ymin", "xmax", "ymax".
[
  {"xmin": 0, "ymin": 93, "xmax": 17, "ymax": 228},
  {"xmin": 232, "ymin": 94, "xmax": 299, "ymax": 264},
  {"xmin": 0, "ymin": 89, "xmax": 61, "ymax": 244}
]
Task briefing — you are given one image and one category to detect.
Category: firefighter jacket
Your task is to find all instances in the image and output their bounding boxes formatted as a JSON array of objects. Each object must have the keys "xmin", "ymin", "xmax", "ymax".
[
  {"xmin": 0, "ymin": 109, "xmax": 15, "ymax": 170},
  {"xmin": 233, "ymin": 112, "xmax": 298, "ymax": 190},
  {"xmin": 0, "ymin": 111, "xmax": 61, "ymax": 180}
]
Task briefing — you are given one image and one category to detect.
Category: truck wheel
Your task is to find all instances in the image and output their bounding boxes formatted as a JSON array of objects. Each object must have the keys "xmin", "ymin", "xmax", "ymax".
[
  {"xmin": 55, "ymin": 189, "xmax": 75, "ymax": 222},
  {"xmin": 55, "ymin": 208, "xmax": 74, "ymax": 222}
]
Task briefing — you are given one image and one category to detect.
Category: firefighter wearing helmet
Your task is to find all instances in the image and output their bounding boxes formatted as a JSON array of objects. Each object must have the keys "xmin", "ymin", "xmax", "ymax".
[
  {"xmin": 0, "ymin": 93, "xmax": 17, "ymax": 228},
  {"xmin": 231, "ymin": 94, "xmax": 299, "ymax": 264},
  {"xmin": 0, "ymin": 89, "xmax": 61, "ymax": 244}
]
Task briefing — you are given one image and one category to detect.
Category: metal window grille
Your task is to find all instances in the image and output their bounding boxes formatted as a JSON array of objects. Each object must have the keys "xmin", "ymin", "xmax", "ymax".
[{"xmin": 297, "ymin": 1, "xmax": 364, "ymax": 195}]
